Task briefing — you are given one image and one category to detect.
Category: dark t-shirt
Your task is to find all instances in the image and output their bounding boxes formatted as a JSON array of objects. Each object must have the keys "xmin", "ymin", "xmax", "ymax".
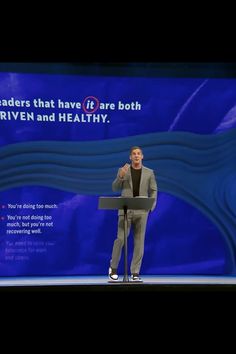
[{"xmin": 131, "ymin": 166, "xmax": 142, "ymax": 197}]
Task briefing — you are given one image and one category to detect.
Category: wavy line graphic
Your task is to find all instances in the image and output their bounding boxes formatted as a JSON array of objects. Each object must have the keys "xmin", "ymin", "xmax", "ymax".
[{"xmin": 0, "ymin": 128, "xmax": 236, "ymax": 271}]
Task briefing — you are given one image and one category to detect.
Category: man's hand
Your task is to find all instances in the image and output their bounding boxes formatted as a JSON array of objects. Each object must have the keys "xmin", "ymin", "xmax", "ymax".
[{"xmin": 119, "ymin": 163, "xmax": 130, "ymax": 178}]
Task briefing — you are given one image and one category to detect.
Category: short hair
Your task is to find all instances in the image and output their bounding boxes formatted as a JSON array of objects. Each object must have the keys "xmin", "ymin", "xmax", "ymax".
[{"xmin": 130, "ymin": 146, "xmax": 143, "ymax": 154}]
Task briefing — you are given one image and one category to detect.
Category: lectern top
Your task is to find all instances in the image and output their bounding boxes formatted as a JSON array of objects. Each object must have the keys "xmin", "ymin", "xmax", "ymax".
[{"xmin": 98, "ymin": 196, "xmax": 155, "ymax": 211}]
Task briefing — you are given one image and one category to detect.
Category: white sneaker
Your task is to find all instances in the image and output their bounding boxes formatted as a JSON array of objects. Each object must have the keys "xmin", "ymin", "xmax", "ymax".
[
  {"xmin": 108, "ymin": 267, "xmax": 118, "ymax": 281},
  {"xmin": 130, "ymin": 274, "xmax": 142, "ymax": 282}
]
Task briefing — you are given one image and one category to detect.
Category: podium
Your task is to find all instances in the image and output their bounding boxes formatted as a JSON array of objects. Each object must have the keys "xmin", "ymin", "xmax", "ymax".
[{"xmin": 98, "ymin": 197, "xmax": 155, "ymax": 283}]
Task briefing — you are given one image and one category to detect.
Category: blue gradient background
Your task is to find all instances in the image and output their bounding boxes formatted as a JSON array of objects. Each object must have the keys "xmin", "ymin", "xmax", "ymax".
[{"xmin": 0, "ymin": 70, "xmax": 236, "ymax": 276}]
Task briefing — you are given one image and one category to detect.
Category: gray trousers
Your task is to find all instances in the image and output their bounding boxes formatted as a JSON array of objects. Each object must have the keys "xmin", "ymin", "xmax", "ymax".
[{"xmin": 110, "ymin": 211, "xmax": 148, "ymax": 275}]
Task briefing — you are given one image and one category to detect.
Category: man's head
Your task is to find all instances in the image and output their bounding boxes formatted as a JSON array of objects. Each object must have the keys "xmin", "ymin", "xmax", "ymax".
[{"xmin": 129, "ymin": 146, "xmax": 143, "ymax": 167}]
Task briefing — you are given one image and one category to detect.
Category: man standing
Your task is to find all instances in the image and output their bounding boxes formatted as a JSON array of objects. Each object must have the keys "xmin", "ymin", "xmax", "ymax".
[{"xmin": 109, "ymin": 146, "xmax": 158, "ymax": 282}]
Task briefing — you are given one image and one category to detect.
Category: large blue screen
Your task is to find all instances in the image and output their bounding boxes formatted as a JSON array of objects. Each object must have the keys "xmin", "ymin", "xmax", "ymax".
[{"xmin": 0, "ymin": 64, "xmax": 236, "ymax": 276}]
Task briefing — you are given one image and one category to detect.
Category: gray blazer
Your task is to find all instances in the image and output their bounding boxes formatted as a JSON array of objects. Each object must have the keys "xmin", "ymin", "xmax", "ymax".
[{"xmin": 112, "ymin": 165, "xmax": 158, "ymax": 215}]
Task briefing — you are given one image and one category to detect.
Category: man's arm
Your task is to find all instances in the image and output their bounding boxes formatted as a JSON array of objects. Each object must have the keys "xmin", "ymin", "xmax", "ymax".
[
  {"xmin": 112, "ymin": 163, "xmax": 130, "ymax": 192},
  {"xmin": 149, "ymin": 170, "xmax": 158, "ymax": 211}
]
